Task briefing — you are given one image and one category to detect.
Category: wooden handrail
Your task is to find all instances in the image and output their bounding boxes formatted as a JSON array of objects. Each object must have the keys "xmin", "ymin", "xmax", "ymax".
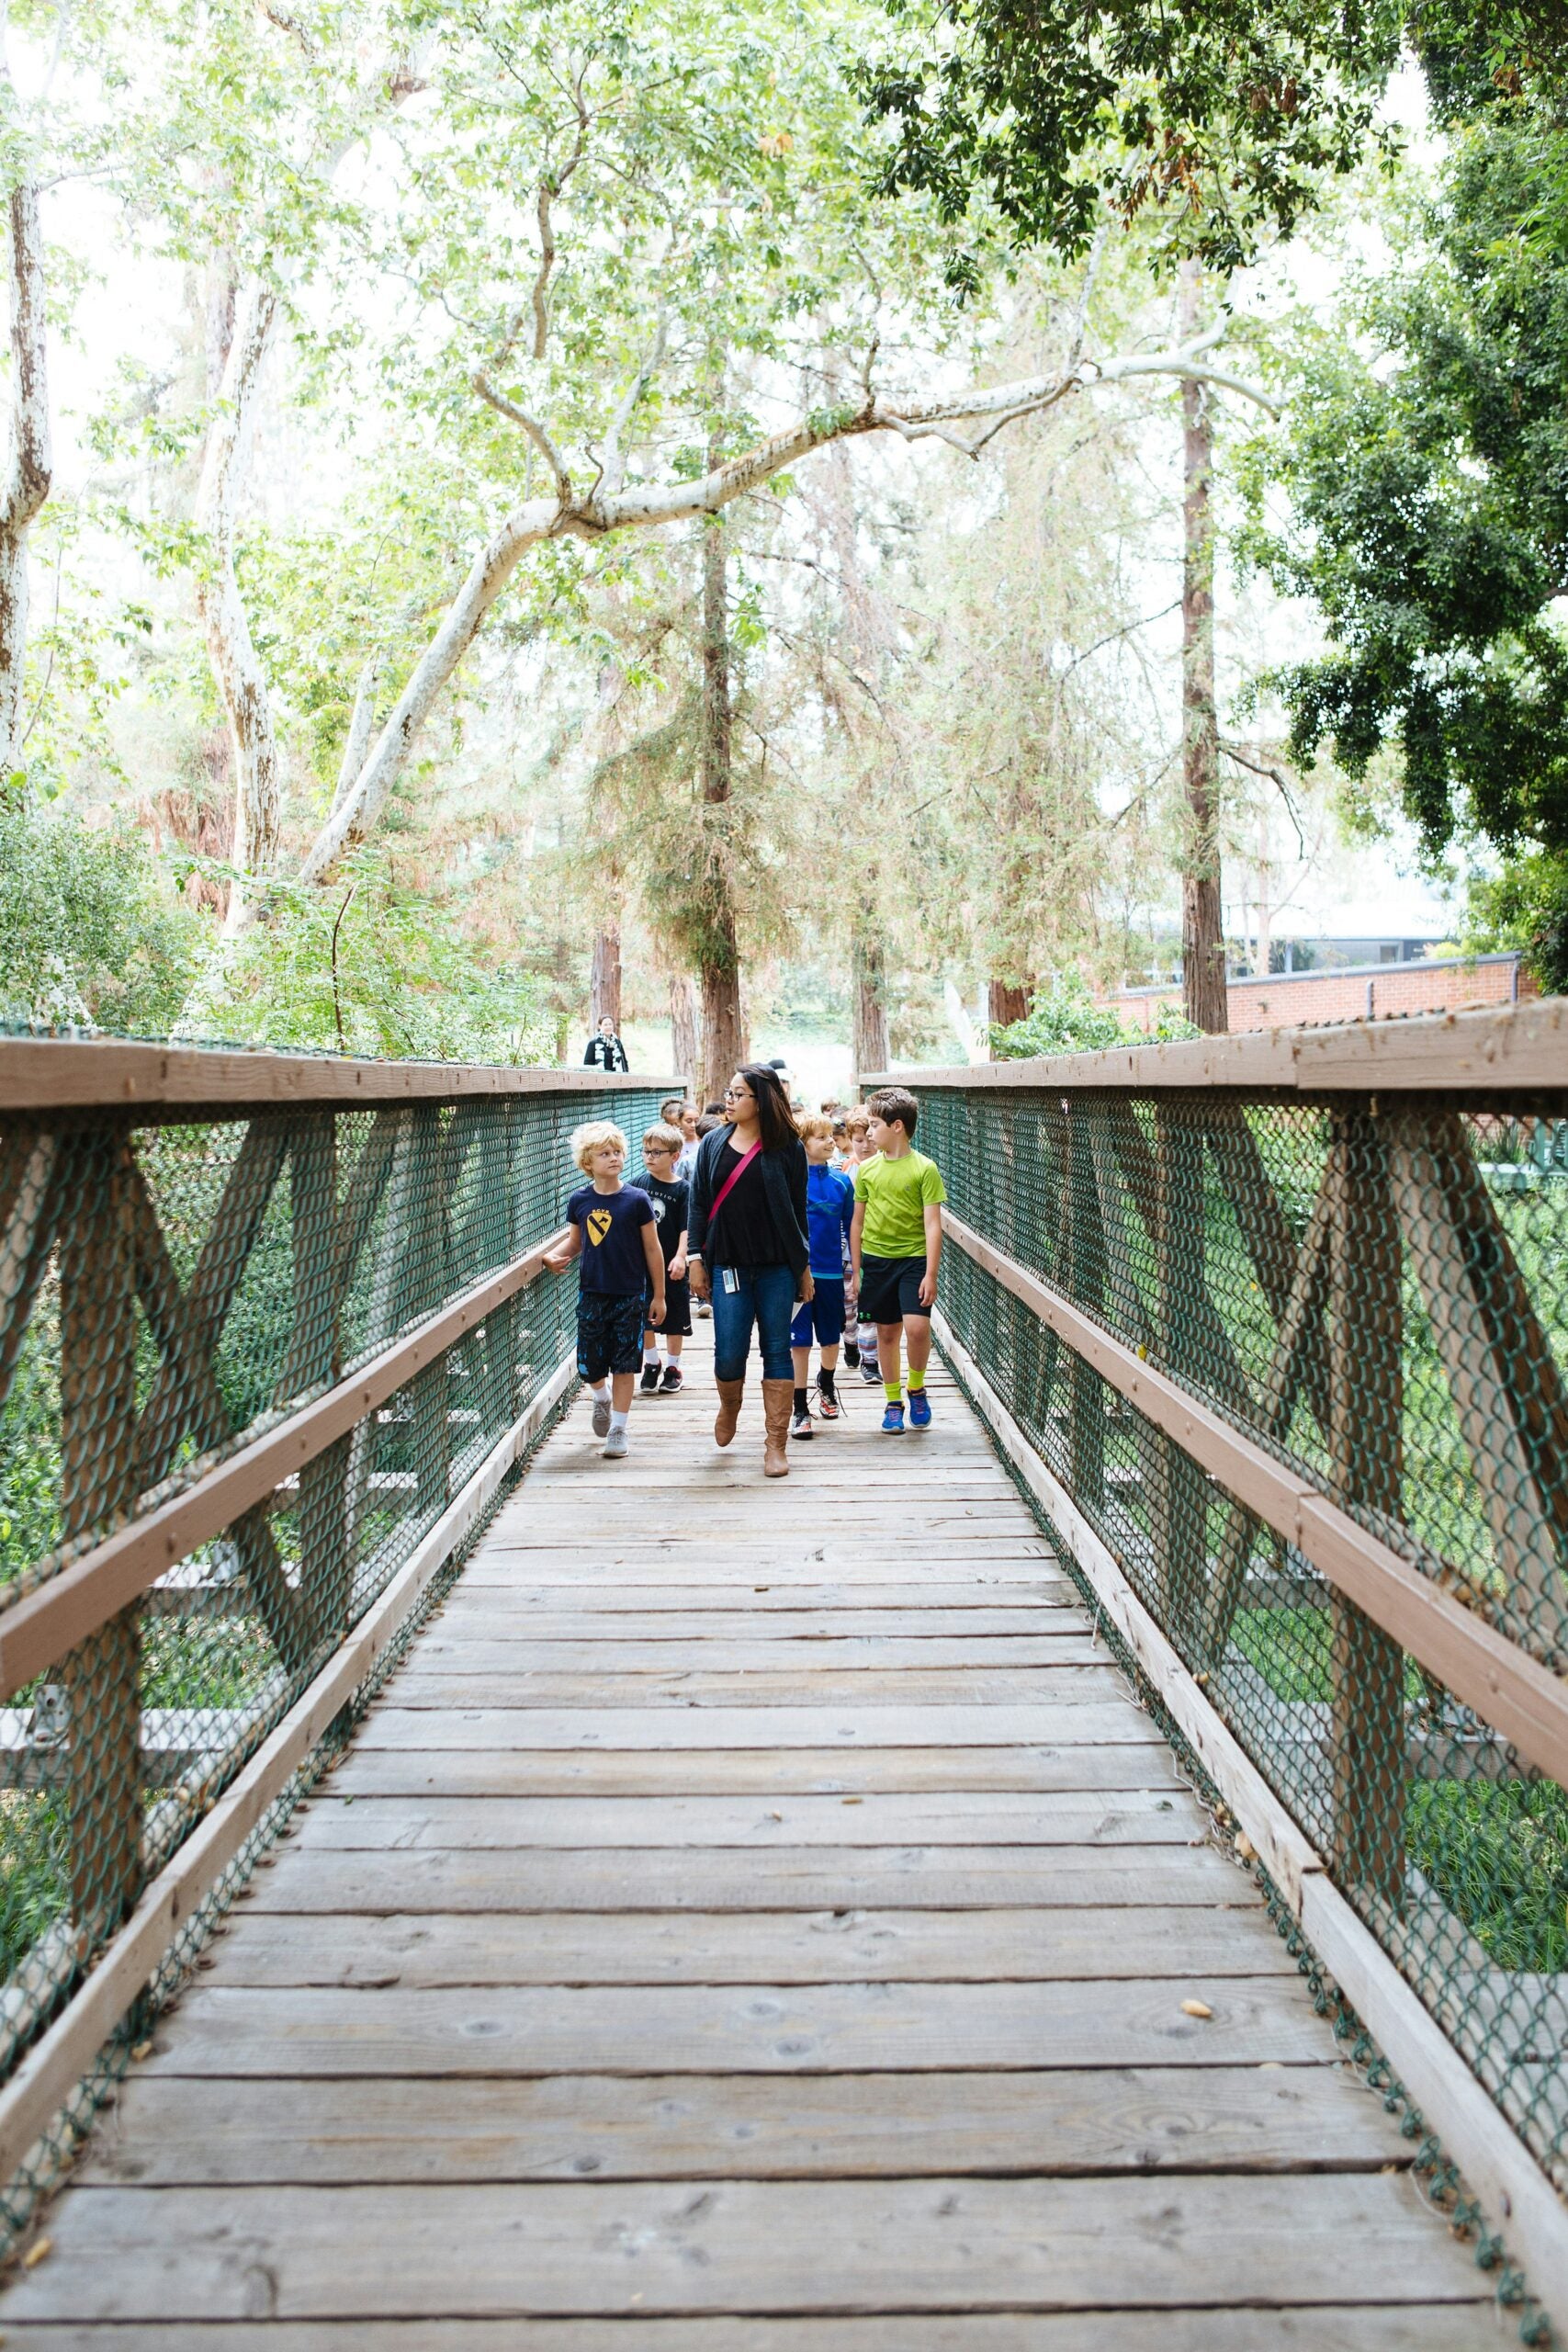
[
  {"xmin": 0, "ymin": 1040, "xmax": 687, "ymax": 1114},
  {"xmin": 0, "ymin": 1227, "xmax": 570, "ymax": 1702},
  {"xmin": 942, "ymin": 1206, "xmax": 1568, "ymax": 1787},
  {"xmin": 863, "ymin": 996, "xmax": 1568, "ymax": 1094}
]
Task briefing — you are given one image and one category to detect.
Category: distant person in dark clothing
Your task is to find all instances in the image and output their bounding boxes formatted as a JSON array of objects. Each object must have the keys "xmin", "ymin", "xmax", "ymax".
[
  {"xmin": 686, "ymin": 1063, "xmax": 810, "ymax": 1478},
  {"xmin": 582, "ymin": 1017, "xmax": 629, "ymax": 1072}
]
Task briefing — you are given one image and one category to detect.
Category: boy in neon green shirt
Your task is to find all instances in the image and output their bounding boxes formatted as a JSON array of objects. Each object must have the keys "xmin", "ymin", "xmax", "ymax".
[{"xmin": 850, "ymin": 1085, "xmax": 947, "ymax": 1433}]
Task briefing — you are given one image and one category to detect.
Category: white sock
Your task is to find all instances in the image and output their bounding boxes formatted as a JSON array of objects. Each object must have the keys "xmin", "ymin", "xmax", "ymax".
[
  {"xmin": 609, "ymin": 1408, "xmax": 629, "ymax": 1433},
  {"xmin": 643, "ymin": 1345, "xmax": 660, "ymax": 1366},
  {"xmin": 591, "ymin": 1381, "xmax": 610, "ymax": 1403}
]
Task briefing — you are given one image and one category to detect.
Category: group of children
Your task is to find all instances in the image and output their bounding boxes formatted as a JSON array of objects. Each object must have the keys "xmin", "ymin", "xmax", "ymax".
[{"xmin": 547, "ymin": 1082, "xmax": 948, "ymax": 1463}]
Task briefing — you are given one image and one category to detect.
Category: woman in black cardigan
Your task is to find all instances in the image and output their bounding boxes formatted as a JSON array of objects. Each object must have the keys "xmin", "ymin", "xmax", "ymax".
[{"xmin": 686, "ymin": 1063, "xmax": 811, "ymax": 1477}]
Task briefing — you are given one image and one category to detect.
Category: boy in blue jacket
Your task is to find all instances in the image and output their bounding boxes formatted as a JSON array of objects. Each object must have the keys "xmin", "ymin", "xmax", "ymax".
[{"xmin": 789, "ymin": 1113, "xmax": 856, "ymax": 1439}]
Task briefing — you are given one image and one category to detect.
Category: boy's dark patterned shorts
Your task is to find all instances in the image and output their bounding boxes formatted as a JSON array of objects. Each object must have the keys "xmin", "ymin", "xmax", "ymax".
[{"xmin": 577, "ymin": 1291, "xmax": 646, "ymax": 1381}]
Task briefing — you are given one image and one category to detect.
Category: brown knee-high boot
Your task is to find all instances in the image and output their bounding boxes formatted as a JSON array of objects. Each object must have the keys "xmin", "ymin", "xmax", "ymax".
[
  {"xmin": 761, "ymin": 1378, "xmax": 793, "ymax": 1477},
  {"xmin": 714, "ymin": 1377, "xmax": 745, "ymax": 1448}
]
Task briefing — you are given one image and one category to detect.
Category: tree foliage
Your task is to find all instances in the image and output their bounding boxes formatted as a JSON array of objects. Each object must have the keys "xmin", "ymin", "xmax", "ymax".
[
  {"xmin": 0, "ymin": 801, "xmax": 199, "ymax": 1030},
  {"xmin": 859, "ymin": 0, "xmax": 1401, "ymax": 284},
  {"xmin": 1245, "ymin": 108, "xmax": 1568, "ymax": 864}
]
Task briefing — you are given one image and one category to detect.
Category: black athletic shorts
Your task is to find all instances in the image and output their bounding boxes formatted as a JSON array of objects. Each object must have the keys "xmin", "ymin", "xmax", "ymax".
[
  {"xmin": 648, "ymin": 1274, "xmax": 693, "ymax": 1337},
  {"xmin": 857, "ymin": 1252, "xmax": 931, "ymax": 1325},
  {"xmin": 577, "ymin": 1290, "xmax": 646, "ymax": 1381}
]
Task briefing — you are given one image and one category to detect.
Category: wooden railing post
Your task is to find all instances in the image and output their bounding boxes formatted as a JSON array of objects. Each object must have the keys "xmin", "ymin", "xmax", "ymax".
[
  {"xmin": 408, "ymin": 1106, "xmax": 451, "ymax": 1517},
  {"xmin": 1063, "ymin": 1102, "xmax": 1104, "ymax": 1514},
  {"xmin": 1326, "ymin": 1107, "xmax": 1406, "ymax": 1909},
  {"xmin": 1152, "ymin": 1102, "xmax": 1212, "ymax": 1636},
  {"xmin": 467, "ymin": 1100, "xmax": 519, "ymax": 1440},
  {"xmin": 290, "ymin": 1114, "xmax": 349, "ymax": 1657},
  {"xmin": 60, "ymin": 1130, "xmax": 142, "ymax": 1941}
]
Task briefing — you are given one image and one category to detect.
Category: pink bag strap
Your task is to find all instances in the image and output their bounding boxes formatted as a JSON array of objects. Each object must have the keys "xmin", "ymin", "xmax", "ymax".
[{"xmin": 709, "ymin": 1139, "xmax": 763, "ymax": 1223}]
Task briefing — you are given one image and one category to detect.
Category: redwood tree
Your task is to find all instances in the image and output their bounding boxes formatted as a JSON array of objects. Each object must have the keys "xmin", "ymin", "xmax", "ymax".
[
  {"xmin": 852, "ymin": 930, "xmax": 891, "ymax": 1081},
  {"xmin": 589, "ymin": 923, "xmax": 622, "ymax": 1031}
]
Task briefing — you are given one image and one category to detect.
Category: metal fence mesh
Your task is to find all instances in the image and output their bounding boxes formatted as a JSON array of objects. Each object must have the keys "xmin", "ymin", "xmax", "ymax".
[
  {"xmin": 0, "ymin": 1076, "xmax": 665, "ymax": 2136},
  {"xmin": 920, "ymin": 1083, "xmax": 1568, "ymax": 2193}
]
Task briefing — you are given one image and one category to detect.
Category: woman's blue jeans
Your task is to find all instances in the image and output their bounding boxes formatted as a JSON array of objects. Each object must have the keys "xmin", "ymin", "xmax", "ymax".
[{"xmin": 710, "ymin": 1262, "xmax": 797, "ymax": 1382}]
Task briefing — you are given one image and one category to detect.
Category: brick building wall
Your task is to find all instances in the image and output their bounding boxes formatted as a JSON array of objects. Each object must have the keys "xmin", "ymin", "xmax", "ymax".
[{"xmin": 1111, "ymin": 951, "xmax": 1534, "ymax": 1035}]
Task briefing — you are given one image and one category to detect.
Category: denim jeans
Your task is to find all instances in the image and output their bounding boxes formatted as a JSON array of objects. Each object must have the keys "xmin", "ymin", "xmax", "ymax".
[{"xmin": 710, "ymin": 1261, "xmax": 797, "ymax": 1382}]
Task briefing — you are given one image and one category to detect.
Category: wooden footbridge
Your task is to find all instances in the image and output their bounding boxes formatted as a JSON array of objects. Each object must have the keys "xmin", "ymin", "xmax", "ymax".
[{"xmin": 0, "ymin": 1013, "xmax": 1563, "ymax": 2343}]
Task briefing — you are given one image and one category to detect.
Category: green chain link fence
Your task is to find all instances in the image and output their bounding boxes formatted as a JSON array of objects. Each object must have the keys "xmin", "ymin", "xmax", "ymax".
[
  {"xmin": 0, "ymin": 1035, "xmax": 671, "ymax": 2243},
  {"xmin": 908, "ymin": 1046, "xmax": 1568, "ymax": 2206}
]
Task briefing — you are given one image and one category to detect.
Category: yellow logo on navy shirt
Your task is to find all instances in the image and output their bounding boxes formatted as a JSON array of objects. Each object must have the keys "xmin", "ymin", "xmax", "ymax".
[{"xmin": 586, "ymin": 1207, "xmax": 613, "ymax": 1246}]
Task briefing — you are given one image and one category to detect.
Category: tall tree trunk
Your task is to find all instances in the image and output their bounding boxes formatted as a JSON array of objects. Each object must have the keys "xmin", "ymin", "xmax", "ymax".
[
  {"xmin": 590, "ymin": 923, "xmax": 622, "ymax": 1032},
  {"xmin": 697, "ymin": 481, "xmax": 746, "ymax": 1103},
  {"xmin": 204, "ymin": 254, "xmax": 236, "ymax": 399},
  {"xmin": 987, "ymin": 978, "xmax": 1030, "ymax": 1031},
  {"xmin": 194, "ymin": 277, "xmax": 283, "ymax": 939},
  {"xmin": 668, "ymin": 971, "xmax": 699, "ymax": 1089},
  {"xmin": 0, "ymin": 140, "xmax": 52, "ymax": 784},
  {"xmin": 1179, "ymin": 260, "xmax": 1228, "ymax": 1035},
  {"xmin": 852, "ymin": 932, "xmax": 890, "ymax": 1084}
]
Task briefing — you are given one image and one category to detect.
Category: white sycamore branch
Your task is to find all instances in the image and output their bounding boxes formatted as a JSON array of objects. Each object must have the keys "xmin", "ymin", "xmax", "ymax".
[
  {"xmin": 0, "ymin": 4, "xmax": 52, "ymax": 781},
  {"xmin": 194, "ymin": 278, "xmax": 282, "ymax": 936},
  {"xmin": 193, "ymin": 36, "xmax": 435, "ymax": 940},
  {"xmin": 298, "ymin": 334, "xmax": 1274, "ymax": 889}
]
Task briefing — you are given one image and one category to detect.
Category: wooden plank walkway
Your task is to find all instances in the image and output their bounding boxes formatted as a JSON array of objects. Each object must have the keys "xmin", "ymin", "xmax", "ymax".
[{"xmin": 1, "ymin": 1331, "xmax": 1508, "ymax": 2346}]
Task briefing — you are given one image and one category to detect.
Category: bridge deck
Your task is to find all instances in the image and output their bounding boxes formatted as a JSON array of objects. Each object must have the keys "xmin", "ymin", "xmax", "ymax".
[{"xmin": 2, "ymin": 1332, "xmax": 1506, "ymax": 2346}]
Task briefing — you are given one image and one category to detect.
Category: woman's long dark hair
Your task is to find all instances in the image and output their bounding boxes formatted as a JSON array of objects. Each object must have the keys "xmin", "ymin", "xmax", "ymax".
[{"xmin": 735, "ymin": 1063, "xmax": 797, "ymax": 1152}]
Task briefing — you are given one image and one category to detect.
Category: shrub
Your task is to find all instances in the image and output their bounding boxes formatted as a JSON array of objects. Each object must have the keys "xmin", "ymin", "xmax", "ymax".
[{"xmin": 989, "ymin": 973, "xmax": 1201, "ymax": 1059}]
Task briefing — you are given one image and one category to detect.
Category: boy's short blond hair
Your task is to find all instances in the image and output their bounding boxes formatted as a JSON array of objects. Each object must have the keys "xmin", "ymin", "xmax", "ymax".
[
  {"xmin": 643, "ymin": 1121, "xmax": 683, "ymax": 1151},
  {"xmin": 795, "ymin": 1111, "xmax": 834, "ymax": 1142},
  {"xmin": 844, "ymin": 1106, "xmax": 871, "ymax": 1132},
  {"xmin": 570, "ymin": 1119, "xmax": 627, "ymax": 1173}
]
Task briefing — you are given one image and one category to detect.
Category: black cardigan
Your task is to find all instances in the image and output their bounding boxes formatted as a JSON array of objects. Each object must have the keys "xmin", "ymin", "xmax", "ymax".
[
  {"xmin": 686, "ymin": 1125, "xmax": 810, "ymax": 1282},
  {"xmin": 582, "ymin": 1033, "xmax": 629, "ymax": 1072}
]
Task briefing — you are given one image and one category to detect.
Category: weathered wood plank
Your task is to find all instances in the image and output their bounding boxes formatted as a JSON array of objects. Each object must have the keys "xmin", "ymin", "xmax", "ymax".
[
  {"xmin": 75, "ymin": 2061, "xmax": 1398, "ymax": 2186},
  {"xmin": 423, "ymin": 1607, "xmax": 1080, "ymax": 1636},
  {"xmin": 352, "ymin": 1702, "xmax": 1158, "ymax": 1749},
  {"xmin": 201, "ymin": 1904, "xmax": 1297, "ymax": 1988},
  {"xmin": 405, "ymin": 1635, "xmax": 1103, "ymax": 1668},
  {"xmin": 0, "ymin": 2176, "xmax": 1491, "ymax": 2322},
  {"xmin": 456, "ymin": 1561, "xmax": 1066, "ymax": 1580},
  {"xmin": 0, "ymin": 2312, "xmax": 1517, "ymax": 2351},
  {"xmin": 134, "ymin": 1977, "xmax": 1333, "ymax": 2075},
  {"xmin": 368, "ymin": 1668, "xmax": 1128, "ymax": 1709},
  {"xmin": 295, "ymin": 1790, "xmax": 1203, "ymax": 1850},
  {"xmin": 239, "ymin": 1844, "xmax": 1243, "ymax": 1913},
  {"xmin": 325, "ymin": 1744, "xmax": 1172, "ymax": 1800}
]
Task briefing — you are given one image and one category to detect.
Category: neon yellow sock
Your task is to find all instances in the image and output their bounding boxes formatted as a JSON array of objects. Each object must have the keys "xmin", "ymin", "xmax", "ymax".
[
  {"xmin": 908, "ymin": 1366, "xmax": 926, "ymax": 1390},
  {"xmin": 885, "ymin": 1378, "xmax": 903, "ymax": 1403}
]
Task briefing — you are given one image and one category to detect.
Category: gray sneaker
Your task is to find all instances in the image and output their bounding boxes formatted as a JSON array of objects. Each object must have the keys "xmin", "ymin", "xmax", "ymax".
[
  {"xmin": 604, "ymin": 1424, "xmax": 628, "ymax": 1459},
  {"xmin": 591, "ymin": 1396, "xmax": 612, "ymax": 1438}
]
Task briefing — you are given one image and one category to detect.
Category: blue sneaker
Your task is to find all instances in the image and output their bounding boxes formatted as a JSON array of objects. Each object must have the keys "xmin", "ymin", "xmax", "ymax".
[
  {"xmin": 881, "ymin": 1401, "xmax": 905, "ymax": 1434},
  {"xmin": 908, "ymin": 1388, "xmax": 931, "ymax": 1429}
]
